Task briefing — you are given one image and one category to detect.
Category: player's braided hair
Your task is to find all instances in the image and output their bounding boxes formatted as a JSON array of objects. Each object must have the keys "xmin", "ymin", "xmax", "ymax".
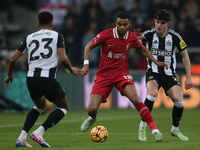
[
  {"xmin": 155, "ymin": 9, "xmax": 171, "ymax": 22},
  {"xmin": 38, "ymin": 11, "xmax": 53, "ymax": 25}
]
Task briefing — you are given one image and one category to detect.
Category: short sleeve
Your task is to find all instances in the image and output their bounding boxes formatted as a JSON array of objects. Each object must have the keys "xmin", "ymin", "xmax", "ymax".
[
  {"xmin": 57, "ymin": 33, "xmax": 65, "ymax": 48},
  {"xmin": 17, "ymin": 38, "xmax": 27, "ymax": 53},
  {"xmin": 92, "ymin": 30, "xmax": 108, "ymax": 47},
  {"xmin": 173, "ymin": 35, "xmax": 187, "ymax": 52}
]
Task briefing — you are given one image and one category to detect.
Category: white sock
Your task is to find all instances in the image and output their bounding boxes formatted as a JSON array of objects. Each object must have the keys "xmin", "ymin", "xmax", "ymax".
[
  {"xmin": 18, "ymin": 130, "xmax": 27, "ymax": 141},
  {"xmin": 152, "ymin": 129, "xmax": 160, "ymax": 134},
  {"xmin": 139, "ymin": 120, "xmax": 147, "ymax": 128},
  {"xmin": 171, "ymin": 125, "xmax": 178, "ymax": 132},
  {"xmin": 34, "ymin": 126, "xmax": 45, "ymax": 136}
]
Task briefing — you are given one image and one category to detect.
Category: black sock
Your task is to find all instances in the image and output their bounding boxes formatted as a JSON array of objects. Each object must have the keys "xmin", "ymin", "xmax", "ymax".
[
  {"xmin": 172, "ymin": 106, "xmax": 183, "ymax": 127},
  {"xmin": 142, "ymin": 98, "xmax": 154, "ymax": 122},
  {"xmin": 42, "ymin": 109, "xmax": 65, "ymax": 131},
  {"xmin": 23, "ymin": 109, "xmax": 40, "ymax": 132}
]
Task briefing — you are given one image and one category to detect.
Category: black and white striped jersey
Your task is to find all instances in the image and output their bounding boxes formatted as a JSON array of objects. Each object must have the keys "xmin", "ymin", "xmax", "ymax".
[
  {"xmin": 142, "ymin": 28, "xmax": 187, "ymax": 76},
  {"xmin": 18, "ymin": 29, "xmax": 65, "ymax": 78}
]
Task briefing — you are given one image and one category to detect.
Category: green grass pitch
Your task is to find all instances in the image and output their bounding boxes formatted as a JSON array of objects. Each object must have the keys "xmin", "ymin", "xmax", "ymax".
[{"xmin": 0, "ymin": 108, "xmax": 199, "ymax": 150}]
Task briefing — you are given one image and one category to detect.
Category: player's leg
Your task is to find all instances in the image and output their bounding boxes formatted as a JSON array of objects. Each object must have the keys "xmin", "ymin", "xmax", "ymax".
[
  {"xmin": 138, "ymin": 79, "xmax": 158, "ymax": 141},
  {"xmin": 81, "ymin": 94, "xmax": 103, "ymax": 132},
  {"xmin": 31, "ymin": 96, "xmax": 68, "ymax": 147},
  {"xmin": 122, "ymin": 84, "xmax": 163, "ymax": 142},
  {"xmin": 167, "ymin": 85, "xmax": 188, "ymax": 141},
  {"xmin": 16, "ymin": 96, "xmax": 45, "ymax": 147},
  {"xmin": 30, "ymin": 78, "xmax": 67, "ymax": 147},
  {"xmin": 16, "ymin": 78, "xmax": 45, "ymax": 147},
  {"xmin": 81, "ymin": 75, "xmax": 112, "ymax": 132}
]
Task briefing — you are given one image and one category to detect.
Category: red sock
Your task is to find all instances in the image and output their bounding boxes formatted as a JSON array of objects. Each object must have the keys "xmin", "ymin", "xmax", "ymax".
[
  {"xmin": 87, "ymin": 109, "xmax": 98, "ymax": 119},
  {"xmin": 136, "ymin": 102, "xmax": 157, "ymax": 131}
]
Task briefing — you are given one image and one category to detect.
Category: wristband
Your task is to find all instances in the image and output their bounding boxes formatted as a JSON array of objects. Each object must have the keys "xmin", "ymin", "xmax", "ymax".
[{"xmin": 84, "ymin": 60, "xmax": 89, "ymax": 65}]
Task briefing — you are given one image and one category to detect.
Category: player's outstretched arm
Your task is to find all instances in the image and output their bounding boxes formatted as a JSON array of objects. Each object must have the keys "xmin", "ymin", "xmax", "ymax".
[
  {"xmin": 58, "ymin": 48, "xmax": 81, "ymax": 78},
  {"xmin": 139, "ymin": 45, "xmax": 168, "ymax": 69},
  {"xmin": 5, "ymin": 50, "xmax": 23, "ymax": 87},
  {"xmin": 81, "ymin": 41, "xmax": 95, "ymax": 77}
]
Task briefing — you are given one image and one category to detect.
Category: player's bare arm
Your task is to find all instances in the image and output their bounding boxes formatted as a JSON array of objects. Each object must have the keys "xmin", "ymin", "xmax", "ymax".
[
  {"xmin": 57, "ymin": 48, "xmax": 81, "ymax": 78},
  {"xmin": 81, "ymin": 40, "xmax": 95, "ymax": 77},
  {"xmin": 5, "ymin": 50, "xmax": 23, "ymax": 87},
  {"xmin": 139, "ymin": 45, "xmax": 168, "ymax": 69},
  {"xmin": 180, "ymin": 49, "xmax": 193, "ymax": 90}
]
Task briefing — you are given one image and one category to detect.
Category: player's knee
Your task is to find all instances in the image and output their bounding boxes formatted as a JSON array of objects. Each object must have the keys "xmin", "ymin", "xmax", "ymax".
[
  {"xmin": 147, "ymin": 94, "xmax": 156, "ymax": 102},
  {"xmin": 129, "ymin": 95, "xmax": 141, "ymax": 106},
  {"xmin": 174, "ymin": 101, "xmax": 184, "ymax": 108},
  {"xmin": 148, "ymin": 90, "xmax": 158, "ymax": 97}
]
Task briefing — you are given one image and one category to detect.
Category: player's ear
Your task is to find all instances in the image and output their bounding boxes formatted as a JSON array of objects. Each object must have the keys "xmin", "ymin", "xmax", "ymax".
[
  {"xmin": 50, "ymin": 21, "xmax": 53, "ymax": 28},
  {"xmin": 167, "ymin": 22, "xmax": 170, "ymax": 26},
  {"xmin": 38, "ymin": 23, "xmax": 40, "ymax": 28}
]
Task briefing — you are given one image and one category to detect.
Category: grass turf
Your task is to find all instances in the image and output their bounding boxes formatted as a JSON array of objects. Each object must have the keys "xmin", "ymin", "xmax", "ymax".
[{"xmin": 0, "ymin": 108, "xmax": 199, "ymax": 150}]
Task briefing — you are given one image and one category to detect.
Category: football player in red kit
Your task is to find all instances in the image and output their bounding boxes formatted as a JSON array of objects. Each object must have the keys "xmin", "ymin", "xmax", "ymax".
[{"xmin": 80, "ymin": 12, "xmax": 168, "ymax": 142}]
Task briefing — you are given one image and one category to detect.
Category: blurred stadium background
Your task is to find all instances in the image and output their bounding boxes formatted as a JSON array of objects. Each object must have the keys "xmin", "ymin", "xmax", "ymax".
[{"xmin": 0, "ymin": 0, "xmax": 200, "ymax": 112}]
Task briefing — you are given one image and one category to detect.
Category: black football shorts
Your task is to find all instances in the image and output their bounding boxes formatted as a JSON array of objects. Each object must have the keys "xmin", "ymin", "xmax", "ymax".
[
  {"xmin": 145, "ymin": 70, "xmax": 180, "ymax": 93},
  {"xmin": 26, "ymin": 77, "xmax": 66, "ymax": 102}
]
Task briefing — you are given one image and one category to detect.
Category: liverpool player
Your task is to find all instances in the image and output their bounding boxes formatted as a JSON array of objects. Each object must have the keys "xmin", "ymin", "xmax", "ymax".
[{"xmin": 80, "ymin": 12, "xmax": 168, "ymax": 142}]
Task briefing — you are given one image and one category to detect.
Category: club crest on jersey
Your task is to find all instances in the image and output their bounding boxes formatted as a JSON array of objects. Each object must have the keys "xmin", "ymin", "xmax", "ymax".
[
  {"xmin": 126, "ymin": 44, "xmax": 130, "ymax": 50},
  {"xmin": 94, "ymin": 34, "xmax": 100, "ymax": 42},
  {"xmin": 166, "ymin": 40, "xmax": 171, "ymax": 46}
]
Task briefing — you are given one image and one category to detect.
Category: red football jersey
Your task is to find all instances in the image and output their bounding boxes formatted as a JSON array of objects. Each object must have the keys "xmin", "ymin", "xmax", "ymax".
[{"xmin": 92, "ymin": 27, "xmax": 142, "ymax": 77}]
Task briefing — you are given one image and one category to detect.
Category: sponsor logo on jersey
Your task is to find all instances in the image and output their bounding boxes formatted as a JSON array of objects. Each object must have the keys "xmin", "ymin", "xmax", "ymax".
[
  {"xmin": 108, "ymin": 51, "xmax": 125, "ymax": 58},
  {"xmin": 108, "ymin": 44, "xmax": 114, "ymax": 46},
  {"xmin": 179, "ymin": 40, "xmax": 187, "ymax": 49},
  {"xmin": 94, "ymin": 34, "xmax": 100, "ymax": 42},
  {"xmin": 108, "ymin": 51, "xmax": 113, "ymax": 58},
  {"xmin": 151, "ymin": 48, "xmax": 171, "ymax": 56}
]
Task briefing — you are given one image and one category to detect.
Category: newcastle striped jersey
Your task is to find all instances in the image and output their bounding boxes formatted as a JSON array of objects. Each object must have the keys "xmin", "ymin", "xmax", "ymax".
[
  {"xmin": 142, "ymin": 28, "xmax": 187, "ymax": 76},
  {"xmin": 18, "ymin": 29, "xmax": 65, "ymax": 78}
]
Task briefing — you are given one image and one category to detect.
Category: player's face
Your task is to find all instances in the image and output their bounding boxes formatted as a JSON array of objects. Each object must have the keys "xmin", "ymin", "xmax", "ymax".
[
  {"xmin": 116, "ymin": 18, "xmax": 130, "ymax": 36},
  {"xmin": 155, "ymin": 19, "xmax": 170, "ymax": 37}
]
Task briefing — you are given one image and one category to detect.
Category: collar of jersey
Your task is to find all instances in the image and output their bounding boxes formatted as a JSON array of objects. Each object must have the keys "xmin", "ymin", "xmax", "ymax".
[{"xmin": 113, "ymin": 27, "xmax": 129, "ymax": 39}]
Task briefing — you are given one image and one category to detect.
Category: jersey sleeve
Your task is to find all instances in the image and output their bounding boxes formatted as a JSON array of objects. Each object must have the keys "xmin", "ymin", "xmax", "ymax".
[
  {"xmin": 173, "ymin": 34, "xmax": 187, "ymax": 52},
  {"xmin": 141, "ymin": 30, "xmax": 152, "ymax": 45},
  {"xmin": 57, "ymin": 33, "xmax": 65, "ymax": 48},
  {"xmin": 92, "ymin": 30, "xmax": 108, "ymax": 47},
  {"xmin": 133, "ymin": 36, "xmax": 142, "ymax": 49},
  {"xmin": 17, "ymin": 38, "xmax": 27, "ymax": 53}
]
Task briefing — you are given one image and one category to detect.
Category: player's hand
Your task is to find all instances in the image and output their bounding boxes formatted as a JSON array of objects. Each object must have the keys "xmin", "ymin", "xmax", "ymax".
[
  {"xmin": 5, "ymin": 75, "xmax": 13, "ymax": 87},
  {"xmin": 81, "ymin": 65, "xmax": 89, "ymax": 77},
  {"xmin": 71, "ymin": 67, "xmax": 81, "ymax": 78},
  {"xmin": 134, "ymin": 28, "xmax": 145, "ymax": 40},
  {"xmin": 156, "ymin": 62, "xmax": 168, "ymax": 70},
  {"xmin": 185, "ymin": 77, "xmax": 193, "ymax": 90}
]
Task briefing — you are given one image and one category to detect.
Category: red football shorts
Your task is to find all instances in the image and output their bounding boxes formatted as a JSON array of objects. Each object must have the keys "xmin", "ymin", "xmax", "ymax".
[{"xmin": 91, "ymin": 74, "xmax": 135, "ymax": 103}]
